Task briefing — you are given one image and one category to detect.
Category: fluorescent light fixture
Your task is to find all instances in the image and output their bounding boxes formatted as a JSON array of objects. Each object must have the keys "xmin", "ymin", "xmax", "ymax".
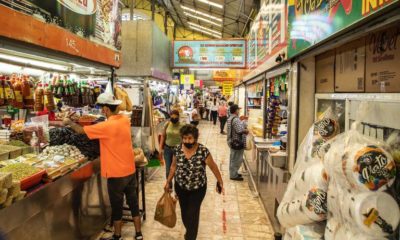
[
  {"xmin": 188, "ymin": 22, "xmax": 222, "ymax": 36},
  {"xmin": 0, "ymin": 53, "xmax": 70, "ymax": 71},
  {"xmin": 197, "ymin": 0, "xmax": 223, "ymax": 9},
  {"xmin": 189, "ymin": 25, "xmax": 222, "ymax": 38},
  {"xmin": 190, "ymin": 68, "xmax": 229, "ymax": 71},
  {"xmin": 181, "ymin": 6, "xmax": 222, "ymax": 22},
  {"xmin": 0, "ymin": 62, "xmax": 45, "ymax": 76},
  {"xmin": 184, "ymin": 12, "xmax": 221, "ymax": 26}
]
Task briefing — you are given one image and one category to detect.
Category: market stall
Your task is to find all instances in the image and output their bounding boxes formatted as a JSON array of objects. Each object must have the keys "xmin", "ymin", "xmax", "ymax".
[{"xmin": 277, "ymin": 2, "xmax": 400, "ymax": 239}]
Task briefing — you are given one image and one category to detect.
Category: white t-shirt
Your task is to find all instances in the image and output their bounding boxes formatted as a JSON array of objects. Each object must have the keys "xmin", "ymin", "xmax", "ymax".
[{"xmin": 211, "ymin": 102, "xmax": 219, "ymax": 111}]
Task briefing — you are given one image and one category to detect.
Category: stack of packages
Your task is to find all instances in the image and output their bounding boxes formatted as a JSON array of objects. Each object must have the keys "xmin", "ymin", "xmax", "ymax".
[
  {"xmin": 0, "ymin": 172, "xmax": 26, "ymax": 208},
  {"xmin": 277, "ymin": 108, "xmax": 400, "ymax": 239}
]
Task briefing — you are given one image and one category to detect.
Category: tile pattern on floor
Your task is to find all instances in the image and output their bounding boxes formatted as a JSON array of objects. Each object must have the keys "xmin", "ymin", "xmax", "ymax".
[{"xmin": 97, "ymin": 120, "xmax": 274, "ymax": 240}]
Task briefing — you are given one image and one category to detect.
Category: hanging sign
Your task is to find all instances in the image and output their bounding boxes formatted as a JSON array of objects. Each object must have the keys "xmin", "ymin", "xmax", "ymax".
[
  {"xmin": 173, "ymin": 40, "xmax": 246, "ymax": 68},
  {"xmin": 222, "ymin": 82, "xmax": 234, "ymax": 96},
  {"xmin": 287, "ymin": 0, "xmax": 398, "ymax": 58},
  {"xmin": 180, "ymin": 74, "xmax": 195, "ymax": 85}
]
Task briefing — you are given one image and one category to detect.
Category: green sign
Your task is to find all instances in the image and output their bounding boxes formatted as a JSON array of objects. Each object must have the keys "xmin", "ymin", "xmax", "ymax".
[{"xmin": 287, "ymin": 0, "xmax": 398, "ymax": 57}]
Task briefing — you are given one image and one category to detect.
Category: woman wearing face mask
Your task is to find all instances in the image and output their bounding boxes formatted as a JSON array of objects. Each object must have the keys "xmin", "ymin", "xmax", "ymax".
[
  {"xmin": 164, "ymin": 124, "xmax": 224, "ymax": 240},
  {"xmin": 159, "ymin": 110, "xmax": 183, "ymax": 191}
]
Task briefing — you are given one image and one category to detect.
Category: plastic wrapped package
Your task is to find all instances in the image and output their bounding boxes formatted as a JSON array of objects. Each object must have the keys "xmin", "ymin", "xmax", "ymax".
[
  {"xmin": 283, "ymin": 223, "xmax": 325, "ymax": 240},
  {"xmin": 278, "ymin": 108, "xmax": 341, "ymax": 229},
  {"xmin": 324, "ymin": 125, "xmax": 399, "ymax": 239},
  {"xmin": 0, "ymin": 189, "xmax": 8, "ymax": 205},
  {"xmin": 0, "ymin": 172, "xmax": 12, "ymax": 189}
]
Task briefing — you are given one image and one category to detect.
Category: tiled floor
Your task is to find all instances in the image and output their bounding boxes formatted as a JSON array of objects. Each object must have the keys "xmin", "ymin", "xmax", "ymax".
[{"xmin": 98, "ymin": 120, "xmax": 274, "ymax": 240}]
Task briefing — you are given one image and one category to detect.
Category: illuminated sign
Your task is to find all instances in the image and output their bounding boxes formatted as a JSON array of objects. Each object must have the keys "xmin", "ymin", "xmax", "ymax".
[{"xmin": 288, "ymin": 0, "xmax": 398, "ymax": 57}]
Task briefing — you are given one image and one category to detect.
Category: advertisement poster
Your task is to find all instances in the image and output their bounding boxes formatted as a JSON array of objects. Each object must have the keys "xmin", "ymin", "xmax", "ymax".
[
  {"xmin": 247, "ymin": 0, "xmax": 287, "ymax": 69},
  {"xmin": 173, "ymin": 40, "xmax": 246, "ymax": 68},
  {"xmin": 287, "ymin": 0, "xmax": 398, "ymax": 57},
  {"xmin": 0, "ymin": 0, "xmax": 122, "ymax": 50}
]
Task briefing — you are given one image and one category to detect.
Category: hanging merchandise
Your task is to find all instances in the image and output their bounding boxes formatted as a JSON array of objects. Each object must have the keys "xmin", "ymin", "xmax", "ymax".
[{"xmin": 34, "ymin": 85, "xmax": 45, "ymax": 112}]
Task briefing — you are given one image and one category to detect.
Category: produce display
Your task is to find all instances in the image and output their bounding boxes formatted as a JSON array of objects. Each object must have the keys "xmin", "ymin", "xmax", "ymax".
[
  {"xmin": 49, "ymin": 128, "xmax": 100, "ymax": 160},
  {"xmin": 0, "ymin": 163, "xmax": 40, "ymax": 181},
  {"xmin": 40, "ymin": 144, "xmax": 85, "ymax": 160}
]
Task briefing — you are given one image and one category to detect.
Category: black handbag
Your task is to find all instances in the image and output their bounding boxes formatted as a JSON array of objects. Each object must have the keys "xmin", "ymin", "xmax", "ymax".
[{"xmin": 230, "ymin": 117, "xmax": 244, "ymax": 150}]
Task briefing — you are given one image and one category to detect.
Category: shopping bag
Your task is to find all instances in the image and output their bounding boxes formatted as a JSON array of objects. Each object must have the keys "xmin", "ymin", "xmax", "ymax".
[
  {"xmin": 154, "ymin": 192, "xmax": 177, "ymax": 228},
  {"xmin": 245, "ymin": 134, "xmax": 254, "ymax": 151}
]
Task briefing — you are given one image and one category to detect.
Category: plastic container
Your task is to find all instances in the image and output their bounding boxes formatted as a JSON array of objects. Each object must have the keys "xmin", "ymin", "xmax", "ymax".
[{"xmin": 20, "ymin": 169, "xmax": 46, "ymax": 190}]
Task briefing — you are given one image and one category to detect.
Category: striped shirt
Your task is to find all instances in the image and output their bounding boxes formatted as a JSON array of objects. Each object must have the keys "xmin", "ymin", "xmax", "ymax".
[{"xmin": 227, "ymin": 115, "xmax": 245, "ymax": 147}]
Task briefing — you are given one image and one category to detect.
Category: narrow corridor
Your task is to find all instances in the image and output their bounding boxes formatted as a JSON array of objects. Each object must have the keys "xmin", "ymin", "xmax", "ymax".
[{"xmin": 99, "ymin": 120, "xmax": 274, "ymax": 239}]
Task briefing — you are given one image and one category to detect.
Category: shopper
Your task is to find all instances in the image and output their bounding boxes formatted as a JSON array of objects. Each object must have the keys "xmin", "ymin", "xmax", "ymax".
[
  {"xmin": 164, "ymin": 124, "xmax": 224, "ymax": 240},
  {"xmin": 159, "ymin": 110, "xmax": 183, "ymax": 190},
  {"xmin": 63, "ymin": 93, "xmax": 143, "ymax": 240},
  {"xmin": 204, "ymin": 97, "xmax": 210, "ymax": 120},
  {"xmin": 227, "ymin": 104, "xmax": 249, "ymax": 181},
  {"xmin": 218, "ymin": 101, "xmax": 228, "ymax": 134},
  {"xmin": 210, "ymin": 98, "xmax": 219, "ymax": 125},
  {"xmin": 227, "ymin": 101, "xmax": 234, "ymax": 118}
]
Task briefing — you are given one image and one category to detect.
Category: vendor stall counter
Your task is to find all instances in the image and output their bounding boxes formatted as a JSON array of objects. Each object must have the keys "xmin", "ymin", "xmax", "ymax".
[{"xmin": 0, "ymin": 159, "xmax": 111, "ymax": 240}]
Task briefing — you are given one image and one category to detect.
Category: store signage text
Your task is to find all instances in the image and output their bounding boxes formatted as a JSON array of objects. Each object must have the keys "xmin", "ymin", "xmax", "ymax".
[
  {"xmin": 368, "ymin": 27, "xmax": 399, "ymax": 62},
  {"xmin": 66, "ymin": 37, "xmax": 80, "ymax": 53},
  {"xmin": 295, "ymin": 0, "xmax": 325, "ymax": 14},
  {"xmin": 362, "ymin": 0, "xmax": 393, "ymax": 16},
  {"xmin": 58, "ymin": 0, "xmax": 97, "ymax": 15}
]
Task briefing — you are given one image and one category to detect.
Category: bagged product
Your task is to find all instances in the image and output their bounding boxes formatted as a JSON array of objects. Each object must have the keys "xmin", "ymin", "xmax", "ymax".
[
  {"xmin": 278, "ymin": 108, "xmax": 341, "ymax": 228},
  {"xmin": 324, "ymin": 117, "xmax": 399, "ymax": 239},
  {"xmin": 0, "ymin": 172, "xmax": 12, "ymax": 189},
  {"xmin": 154, "ymin": 192, "xmax": 177, "ymax": 228},
  {"xmin": 0, "ymin": 189, "xmax": 8, "ymax": 205}
]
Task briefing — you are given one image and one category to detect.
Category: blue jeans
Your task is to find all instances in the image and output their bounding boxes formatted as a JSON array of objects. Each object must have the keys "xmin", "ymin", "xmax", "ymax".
[
  {"xmin": 229, "ymin": 148, "xmax": 244, "ymax": 178},
  {"xmin": 164, "ymin": 145, "xmax": 175, "ymax": 187}
]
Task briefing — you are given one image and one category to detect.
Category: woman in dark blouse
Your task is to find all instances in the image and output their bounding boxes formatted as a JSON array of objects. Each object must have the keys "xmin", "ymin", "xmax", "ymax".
[{"xmin": 164, "ymin": 124, "xmax": 224, "ymax": 240}]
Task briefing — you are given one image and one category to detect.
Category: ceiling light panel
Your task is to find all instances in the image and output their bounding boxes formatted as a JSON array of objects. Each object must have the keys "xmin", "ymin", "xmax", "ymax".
[
  {"xmin": 189, "ymin": 26, "xmax": 222, "ymax": 38},
  {"xmin": 188, "ymin": 22, "xmax": 222, "ymax": 35},
  {"xmin": 197, "ymin": 0, "xmax": 223, "ymax": 8},
  {"xmin": 181, "ymin": 6, "xmax": 223, "ymax": 22},
  {"xmin": 184, "ymin": 12, "xmax": 222, "ymax": 26}
]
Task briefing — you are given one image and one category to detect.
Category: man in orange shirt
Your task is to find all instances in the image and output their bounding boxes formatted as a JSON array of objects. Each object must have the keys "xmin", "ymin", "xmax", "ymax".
[{"xmin": 63, "ymin": 93, "xmax": 143, "ymax": 240}]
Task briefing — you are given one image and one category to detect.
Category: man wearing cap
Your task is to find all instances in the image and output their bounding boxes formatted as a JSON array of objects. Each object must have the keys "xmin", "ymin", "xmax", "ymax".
[
  {"xmin": 63, "ymin": 93, "xmax": 143, "ymax": 240},
  {"xmin": 226, "ymin": 104, "xmax": 249, "ymax": 181}
]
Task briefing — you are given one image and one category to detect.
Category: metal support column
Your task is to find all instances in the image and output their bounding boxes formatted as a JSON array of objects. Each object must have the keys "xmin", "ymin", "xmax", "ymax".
[{"xmin": 151, "ymin": 0, "xmax": 155, "ymax": 21}]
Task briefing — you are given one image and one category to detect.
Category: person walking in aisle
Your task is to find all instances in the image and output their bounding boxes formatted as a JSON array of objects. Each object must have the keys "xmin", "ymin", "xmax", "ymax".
[
  {"xmin": 218, "ymin": 101, "xmax": 228, "ymax": 134},
  {"xmin": 210, "ymin": 98, "xmax": 219, "ymax": 125},
  {"xmin": 63, "ymin": 93, "xmax": 143, "ymax": 240},
  {"xmin": 204, "ymin": 97, "xmax": 210, "ymax": 120},
  {"xmin": 227, "ymin": 101, "xmax": 234, "ymax": 118},
  {"xmin": 164, "ymin": 124, "xmax": 224, "ymax": 240},
  {"xmin": 159, "ymin": 110, "xmax": 183, "ymax": 190},
  {"xmin": 227, "ymin": 104, "xmax": 249, "ymax": 181}
]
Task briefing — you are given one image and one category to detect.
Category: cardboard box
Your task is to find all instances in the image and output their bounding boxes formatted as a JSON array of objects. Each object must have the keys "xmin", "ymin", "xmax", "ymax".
[
  {"xmin": 365, "ymin": 24, "xmax": 400, "ymax": 93},
  {"xmin": 315, "ymin": 50, "xmax": 335, "ymax": 93},
  {"xmin": 335, "ymin": 38, "xmax": 366, "ymax": 92}
]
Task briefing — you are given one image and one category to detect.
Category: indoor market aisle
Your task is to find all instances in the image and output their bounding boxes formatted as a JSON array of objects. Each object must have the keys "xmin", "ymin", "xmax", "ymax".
[{"xmin": 99, "ymin": 120, "xmax": 274, "ymax": 240}]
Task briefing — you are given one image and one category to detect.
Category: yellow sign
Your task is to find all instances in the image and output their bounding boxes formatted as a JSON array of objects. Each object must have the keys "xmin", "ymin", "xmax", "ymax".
[
  {"xmin": 180, "ymin": 74, "xmax": 195, "ymax": 84},
  {"xmin": 213, "ymin": 70, "xmax": 243, "ymax": 81},
  {"xmin": 222, "ymin": 82, "xmax": 233, "ymax": 96}
]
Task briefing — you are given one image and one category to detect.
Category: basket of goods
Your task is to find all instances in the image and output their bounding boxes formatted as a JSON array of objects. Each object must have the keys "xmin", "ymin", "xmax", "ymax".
[
  {"xmin": 7, "ymin": 140, "xmax": 33, "ymax": 155},
  {"xmin": 0, "ymin": 163, "xmax": 45, "ymax": 190},
  {"xmin": 78, "ymin": 115, "xmax": 98, "ymax": 126}
]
